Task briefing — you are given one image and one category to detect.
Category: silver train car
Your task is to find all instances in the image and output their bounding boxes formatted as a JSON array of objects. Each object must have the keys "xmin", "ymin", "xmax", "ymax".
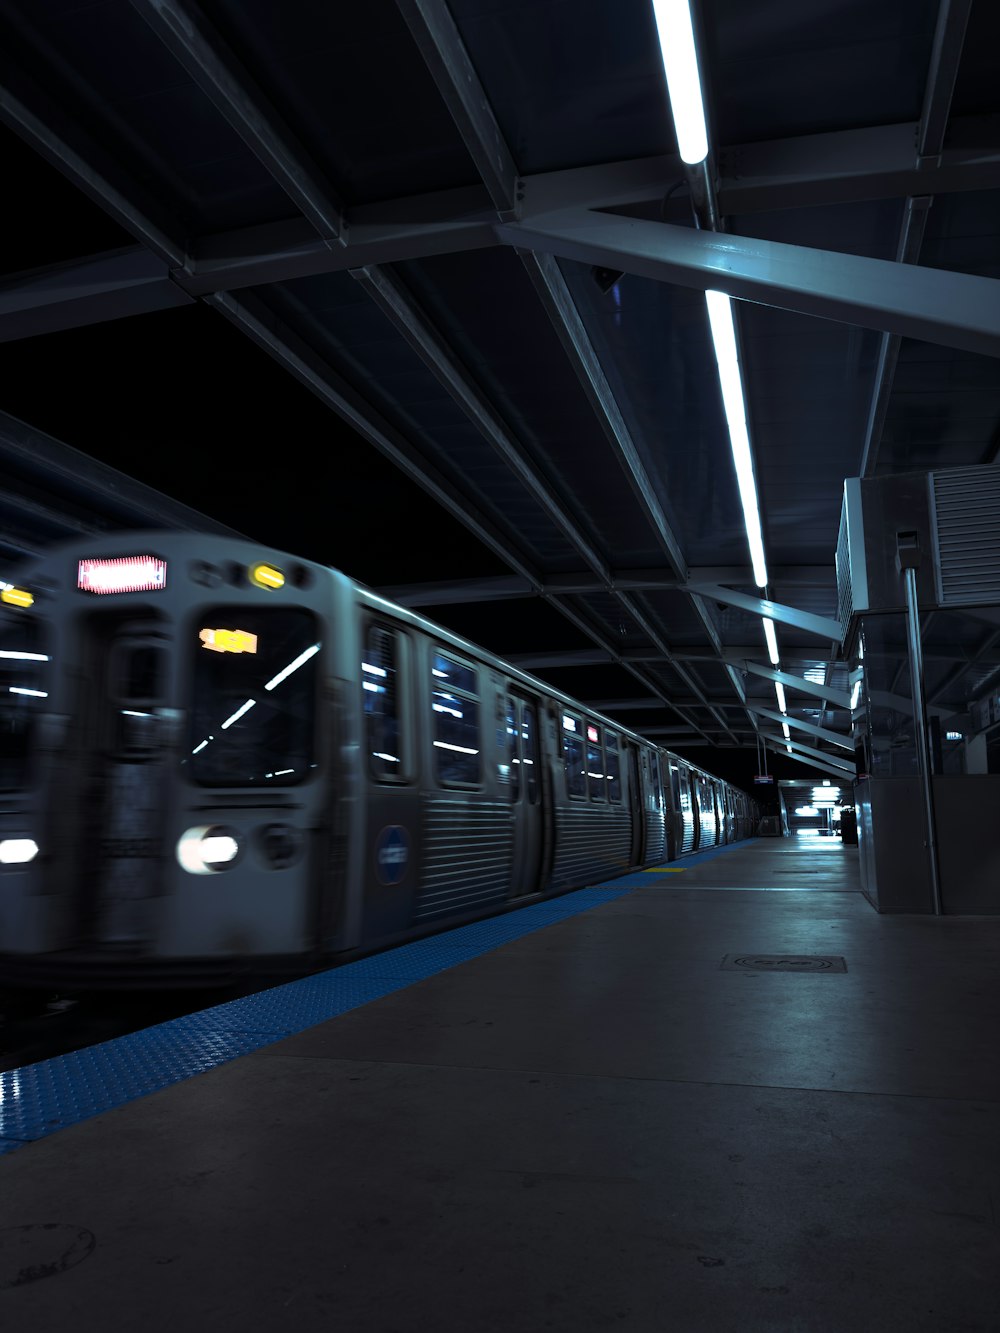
[{"xmin": 0, "ymin": 533, "xmax": 759, "ymax": 987}]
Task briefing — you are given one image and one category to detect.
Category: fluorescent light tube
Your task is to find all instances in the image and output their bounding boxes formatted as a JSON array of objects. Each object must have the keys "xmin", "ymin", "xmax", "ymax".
[
  {"xmin": 705, "ymin": 290, "xmax": 768, "ymax": 587},
  {"xmin": 774, "ymin": 681, "xmax": 787, "ymax": 713},
  {"xmin": 762, "ymin": 618, "xmax": 780, "ymax": 665},
  {"xmin": 651, "ymin": 0, "xmax": 709, "ymax": 164}
]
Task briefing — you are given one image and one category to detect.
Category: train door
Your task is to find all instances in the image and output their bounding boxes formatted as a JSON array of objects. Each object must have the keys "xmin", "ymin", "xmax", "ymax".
[
  {"xmin": 506, "ymin": 694, "xmax": 544, "ymax": 895},
  {"xmin": 625, "ymin": 741, "xmax": 645, "ymax": 864},
  {"xmin": 359, "ymin": 621, "xmax": 421, "ymax": 942},
  {"xmin": 690, "ymin": 775, "xmax": 702, "ymax": 850},
  {"xmin": 74, "ymin": 616, "xmax": 174, "ymax": 946}
]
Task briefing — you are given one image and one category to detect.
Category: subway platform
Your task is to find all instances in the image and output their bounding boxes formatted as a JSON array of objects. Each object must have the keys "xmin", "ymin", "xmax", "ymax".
[{"xmin": 1, "ymin": 834, "xmax": 999, "ymax": 1330}]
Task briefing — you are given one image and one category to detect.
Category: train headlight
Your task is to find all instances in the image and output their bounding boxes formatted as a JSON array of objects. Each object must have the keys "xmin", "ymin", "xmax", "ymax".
[
  {"xmin": 177, "ymin": 825, "xmax": 241, "ymax": 875},
  {"xmin": 0, "ymin": 837, "xmax": 39, "ymax": 865}
]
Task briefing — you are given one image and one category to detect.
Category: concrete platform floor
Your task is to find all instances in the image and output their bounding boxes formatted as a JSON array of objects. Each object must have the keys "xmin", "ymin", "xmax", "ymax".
[{"xmin": 2, "ymin": 835, "xmax": 999, "ymax": 1331}]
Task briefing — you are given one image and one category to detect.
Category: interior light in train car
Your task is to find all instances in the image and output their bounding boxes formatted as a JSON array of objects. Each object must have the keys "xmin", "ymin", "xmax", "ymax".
[
  {"xmin": 563, "ymin": 715, "xmax": 577, "ymax": 731},
  {"xmin": 1, "ymin": 586, "xmax": 34, "ymax": 607},
  {"xmin": 587, "ymin": 725, "xmax": 599, "ymax": 742},
  {"xmin": 264, "ymin": 644, "xmax": 319, "ymax": 691},
  {"xmin": 0, "ymin": 837, "xmax": 39, "ymax": 864},
  {"xmin": 0, "ymin": 649, "xmax": 48, "ymax": 661},
  {"xmin": 199, "ymin": 627, "xmax": 258, "ymax": 655},
  {"xmin": 249, "ymin": 562, "xmax": 285, "ymax": 590},
  {"xmin": 78, "ymin": 556, "xmax": 166, "ymax": 594}
]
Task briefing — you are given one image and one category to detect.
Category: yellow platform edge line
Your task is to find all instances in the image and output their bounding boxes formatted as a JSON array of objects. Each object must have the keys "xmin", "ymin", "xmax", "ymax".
[{"xmin": 642, "ymin": 866, "xmax": 686, "ymax": 873}]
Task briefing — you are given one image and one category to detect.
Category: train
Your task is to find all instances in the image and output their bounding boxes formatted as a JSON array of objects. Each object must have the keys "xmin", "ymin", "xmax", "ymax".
[{"xmin": 0, "ymin": 532, "xmax": 760, "ymax": 988}]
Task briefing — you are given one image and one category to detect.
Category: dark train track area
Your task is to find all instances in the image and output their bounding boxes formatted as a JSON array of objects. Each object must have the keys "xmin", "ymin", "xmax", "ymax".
[{"xmin": 0, "ymin": 983, "xmax": 262, "ymax": 1074}]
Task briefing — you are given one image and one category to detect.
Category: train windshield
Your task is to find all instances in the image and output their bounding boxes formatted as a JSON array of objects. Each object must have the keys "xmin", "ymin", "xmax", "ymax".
[
  {"xmin": 188, "ymin": 609, "xmax": 319, "ymax": 786},
  {"xmin": 0, "ymin": 617, "xmax": 49, "ymax": 790}
]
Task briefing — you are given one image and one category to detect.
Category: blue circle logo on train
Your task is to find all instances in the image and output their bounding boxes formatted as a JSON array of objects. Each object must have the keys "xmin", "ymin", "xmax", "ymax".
[{"xmin": 375, "ymin": 825, "xmax": 409, "ymax": 885}]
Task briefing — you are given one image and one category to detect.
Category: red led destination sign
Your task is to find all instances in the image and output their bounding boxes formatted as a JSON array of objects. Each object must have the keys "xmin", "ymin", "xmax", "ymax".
[{"xmin": 78, "ymin": 556, "xmax": 167, "ymax": 595}]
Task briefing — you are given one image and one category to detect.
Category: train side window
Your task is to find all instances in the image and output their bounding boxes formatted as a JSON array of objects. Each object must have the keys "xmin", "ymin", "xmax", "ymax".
[
  {"xmin": 562, "ymin": 713, "xmax": 585, "ymax": 798},
  {"xmin": 651, "ymin": 753, "xmax": 664, "ymax": 807},
  {"xmin": 0, "ymin": 617, "xmax": 48, "ymax": 791},
  {"xmin": 522, "ymin": 704, "xmax": 538, "ymax": 804},
  {"xmin": 432, "ymin": 652, "xmax": 479, "ymax": 784},
  {"xmin": 506, "ymin": 697, "xmax": 519, "ymax": 801},
  {"xmin": 364, "ymin": 626, "xmax": 405, "ymax": 781},
  {"xmin": 586, "ymin": 723, "xmax": 605, "ymax": 801},
  {"xmin": 605, "ymin": 732, "xmax": 621, "ymax": 803},
  {"xmin": 668, "ymin": 761, "xmax": 681, "ymax": 808}
]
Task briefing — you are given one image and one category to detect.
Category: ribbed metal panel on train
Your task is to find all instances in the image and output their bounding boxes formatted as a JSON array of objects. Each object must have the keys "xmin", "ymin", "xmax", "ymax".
[
  {"xmin": 551, "ymin": 806, "xmax": 631, "ymax": 890},
  {"xmin": 414, "ymin": 798, "xmax": 513, "ymax": 922},
  {"xmin": 644, "ymin": 810, "xmax": 666, "ymax": 863}
]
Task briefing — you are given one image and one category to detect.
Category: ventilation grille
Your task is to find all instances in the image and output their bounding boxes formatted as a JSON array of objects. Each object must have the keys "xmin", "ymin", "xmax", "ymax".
[
  {"xmin": 836, "ymin": 499, "xmax": 854, "ymax": 633},
  {"xmin": 932, "ymin": 467, "xmax": 1000, "ymax": 606}
]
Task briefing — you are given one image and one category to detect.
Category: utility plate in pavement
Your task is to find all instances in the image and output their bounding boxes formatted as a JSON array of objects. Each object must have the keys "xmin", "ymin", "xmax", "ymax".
[{"xmin": 721, "ymin": 954, "xmax": 847, "ymax": 973}]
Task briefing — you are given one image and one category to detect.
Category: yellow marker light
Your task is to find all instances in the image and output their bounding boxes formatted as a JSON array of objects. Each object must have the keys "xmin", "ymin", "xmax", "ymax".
[
  {"xmin": 200, "ymin": 627, "xmax": 259, "ymax": 655},
  {"xmin": 250, "ymin": 563, "xmax": 284, "ymax": 590},
  {"xmin": 1, "ymin": 586, "xmax": 34, "ymax": 608}
]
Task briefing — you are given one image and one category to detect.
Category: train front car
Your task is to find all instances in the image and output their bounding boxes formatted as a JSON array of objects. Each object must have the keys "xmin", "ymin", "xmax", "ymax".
[{"xmin": 0, "ymin": 533, "xmax": 350, "ymax": 988}]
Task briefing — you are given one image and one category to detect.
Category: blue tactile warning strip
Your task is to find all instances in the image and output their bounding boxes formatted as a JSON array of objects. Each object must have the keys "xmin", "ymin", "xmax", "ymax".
[{"xmin": 0, "ymin": 842, "xmax": 751, "ymax": 1154}]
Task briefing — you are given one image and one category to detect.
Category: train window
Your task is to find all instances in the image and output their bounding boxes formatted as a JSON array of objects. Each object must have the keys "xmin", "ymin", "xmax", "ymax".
[
  {"xmin": 432, "ymin": 653, "xmax": 479, "ymax": 784},
  {"xmin": 651, "ymin": 753, "xmax": 664, "ymax": 807},
  {"xmin": 586, "ymin": 723, "xmax": 605, "ymax": 801},
  {"xmin": 0, "ymin": 617, "xmax": 48, "ymax": 791},
  {"xmin": 522, "ymin": 704, "xmax": 538, "ymax": 804},
  {"xmin": 433, "ymin": 655, "xmax": 476, "ymax": 695},
  {"xmin": 562, "ymin": 714, "xmax": 585, "ymax": 798},
  {"xmin": 605, "ymin": 732, "xmax": 621, "ymax": 803},
  {"xmin": 365, "ymin": 626, "xmax": 404, "ymax": 782},
  {"xmin": 121, "ymin": 644, "xmax": 163, "ymax": 702},
  {"xmin": 189, "ymin": 608, "xmax": 319, "ymax": 786},
  {"xmin": 506, "ymin": 698, "xmax": 518, "ymax": 801}
]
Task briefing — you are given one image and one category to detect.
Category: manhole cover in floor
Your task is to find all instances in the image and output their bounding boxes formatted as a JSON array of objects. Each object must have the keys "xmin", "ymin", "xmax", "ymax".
[{"xmin": 721, "ymin": 954, "xmax": 847, "ymax": 972}]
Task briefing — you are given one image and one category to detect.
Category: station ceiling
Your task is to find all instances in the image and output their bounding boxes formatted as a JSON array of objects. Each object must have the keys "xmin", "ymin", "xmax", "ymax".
[{"xmin": 1, "ymin": 0, "xmax": 999, "ymax": 785}]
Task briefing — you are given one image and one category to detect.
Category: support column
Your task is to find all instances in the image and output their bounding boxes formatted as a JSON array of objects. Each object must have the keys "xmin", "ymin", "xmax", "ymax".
[{"xmin": 896, "ymin": 532, "xmax": 943, "ymax": 915}]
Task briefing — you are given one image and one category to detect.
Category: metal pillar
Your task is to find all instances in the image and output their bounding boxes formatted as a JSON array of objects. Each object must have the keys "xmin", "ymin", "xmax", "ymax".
[{"xmin": 896, "ymin": 532, "xmax": 943, "ymax": 915}]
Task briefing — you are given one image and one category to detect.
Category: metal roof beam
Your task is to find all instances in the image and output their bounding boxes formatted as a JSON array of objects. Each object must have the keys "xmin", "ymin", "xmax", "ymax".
[
  {"xmin": 129, "ymin": 0, "xmax": 346, "ymax": 243},
  {"xmin": 351, "ymin": 265, "xmax": 611, "ymax": 581},
  {"xmin": 0, "ymin": 52, "xmax": 186, "ymax": 267},
  {"xmin": 0, "ymin": 409, "xmax": 243, "ymax": 536},
  {"xmin": 688, "ymin": 584, "xmax": 842, "ymax": 642},
  {"xmin": 496, "ymin": 208, "xmax": 1000, "ymax": 359},
  {"xmin": 518, "ymin": 252, "xmax": 687, "ymax": 578},
  {"xmin": 384, "ymin": 4, "xmax": 746, "ymax": 726},
  {"xmin": 860, "ymin": 0, "xmax": 972, "ymax": 477},
  {"xmin": 0, "ymin": 248, "xmax": 193, "ymax": 344},
  {"xmin": 377, "ymin": 576, "xmax": 536, "ymax": 607},
  {"xmin": 760, "ymin": 732, "xmax": 856, "ymax": 774},
  {"xmin": 749, "ymin": 705, "xmax": 854, "ymax": 751},
  {"xmin": 547, "ymin": 595, "xmax": 714, "ymax": 744},
  {"xmin": 394, "ymin": 0, "xmax": 519, "ymax": 216},
  {"xmin": 761, "ymin": 740, "xmax": 854, "ymax": 781},
  {"xmin": 521, "ymin": 116, "xmax": 1000, "ymax": 218},
  {"xmin": 918, "ymin": 0, "xmax": 975, "ymax": 164},
  {"xmin": 722, "ymin": 658, "xmax": 852, "ymax": 710},
  {"xmin": 207, "ymin": 289, "xmax": 541, "ymax": 585}
]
